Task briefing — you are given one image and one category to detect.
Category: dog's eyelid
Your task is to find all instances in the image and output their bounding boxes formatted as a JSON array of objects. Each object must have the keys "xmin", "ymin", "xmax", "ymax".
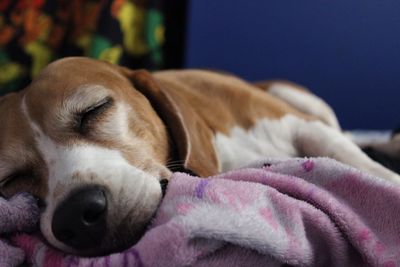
[
  {"xmin": 0, "ymin": 171, "xmax": 16, "ymax": 186},
  {"xmin": 0, "ymin": 177, "xmax": 9, "ymax": 187},
  {"xmin": 82, "ymin": 97, "xmax": 113, "ymax": 114},
  {"xmin": 76, "ymin": 97, "xmax": 114, "ymax": 134},
  {"xmin": 0, "ymin": 169, "xmax": 33, "ymax": 187}
]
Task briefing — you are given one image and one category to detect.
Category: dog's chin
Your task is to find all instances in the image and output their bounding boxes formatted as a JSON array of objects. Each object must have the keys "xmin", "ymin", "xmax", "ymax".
[{"xmin": 79, "ymin": 228, "xmax": 149, "ymax": 256}]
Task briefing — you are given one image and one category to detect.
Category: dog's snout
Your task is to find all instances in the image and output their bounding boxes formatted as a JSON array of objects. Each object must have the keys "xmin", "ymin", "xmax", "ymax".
[{"xmin": 52, "ymin": 186, "xmax": 107, "ymax": 250}]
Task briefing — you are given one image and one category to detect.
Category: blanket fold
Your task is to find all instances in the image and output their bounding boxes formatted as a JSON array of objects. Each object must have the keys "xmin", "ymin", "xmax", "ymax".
[
  {"xmin": 0, "ymin": 193, "xmax": 39, "ymax": 267},
  {"xmin": 3, "ymin": 158, "xmax": 400, "ymax": 267}
]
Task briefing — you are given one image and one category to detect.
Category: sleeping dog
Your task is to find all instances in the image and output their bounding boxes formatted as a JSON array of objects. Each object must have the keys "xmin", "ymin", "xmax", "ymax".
[{"xmin": 0, "ymin": 57, "xmax": 399, "ymax": 255}]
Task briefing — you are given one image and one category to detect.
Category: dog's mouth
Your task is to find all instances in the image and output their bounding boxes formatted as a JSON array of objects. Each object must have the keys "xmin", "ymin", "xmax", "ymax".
[
  {"xmin": 160, "ymin": 179, "xmax": 169, "ymax": 196},
  {"xmin": 102, "ymin": 179, "xmax": 170, "ymax": 255}
]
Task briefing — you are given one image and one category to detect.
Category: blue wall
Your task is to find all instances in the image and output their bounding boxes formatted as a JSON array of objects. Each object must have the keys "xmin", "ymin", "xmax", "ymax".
[{"xmin": 185, "ymin": 1, "xmax": 400, "ymax": 129}]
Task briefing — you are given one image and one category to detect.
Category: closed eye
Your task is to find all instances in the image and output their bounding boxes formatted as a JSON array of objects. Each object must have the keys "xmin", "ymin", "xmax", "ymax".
[
  {"xmin": 0, "ymin": 170, "xmax": 32, "ymax": 188},
  {"xmin": 0, "ymin": 170, "xmax": 44, "ymax": 206},
  {"xmin": 76, "ymin": 97, "xmax": 113, "ymax": 134}
]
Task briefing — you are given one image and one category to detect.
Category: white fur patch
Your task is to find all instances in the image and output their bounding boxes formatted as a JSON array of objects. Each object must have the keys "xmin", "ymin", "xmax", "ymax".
[
  {"xmin": 215, "ymin": 114, "xmax": 400, "ymax": 184},
  {"xmin": 214, "ymin": 116, "xmax": 298, "ymax": 172},
  {"xmin": 97, "ymin": 101, "xmax": 130, "ymax": 141}
]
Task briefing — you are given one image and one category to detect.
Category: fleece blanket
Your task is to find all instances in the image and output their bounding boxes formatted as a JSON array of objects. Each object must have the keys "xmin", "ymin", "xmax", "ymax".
[
  {"xmin": 2, "ymin": 157, "xmax": 400, "ymax": 267},
  {"xmin": 0, "ymin": 193, "xmax": 39, "ymax": 267}
]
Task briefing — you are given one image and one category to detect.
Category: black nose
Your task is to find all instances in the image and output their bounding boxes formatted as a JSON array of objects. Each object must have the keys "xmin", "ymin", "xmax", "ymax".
[{"xmin": 52, "ymin": 186, "xmax": 107, "ymax": 250}]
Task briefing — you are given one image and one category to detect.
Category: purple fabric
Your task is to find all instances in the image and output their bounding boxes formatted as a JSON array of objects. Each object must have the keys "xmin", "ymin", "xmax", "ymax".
[
  {"xmin": 0, "ymin": 193, "xmax": 39, "ymax": 267},
  {"xmin": 6, "ymin": 157, "xmax": 400, "ymax": 266}
]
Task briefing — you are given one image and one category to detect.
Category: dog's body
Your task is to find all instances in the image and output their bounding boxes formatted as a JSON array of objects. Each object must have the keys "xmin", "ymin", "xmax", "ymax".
[{"xmin": 0, "ymin": 57, "xmax": 399, "ymax": 255}]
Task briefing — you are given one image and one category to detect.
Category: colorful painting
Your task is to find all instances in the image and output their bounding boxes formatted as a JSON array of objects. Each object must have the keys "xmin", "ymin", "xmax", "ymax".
[{"xmin": 0, "ymin": 0, "xmax": 164, "ymax": 94}]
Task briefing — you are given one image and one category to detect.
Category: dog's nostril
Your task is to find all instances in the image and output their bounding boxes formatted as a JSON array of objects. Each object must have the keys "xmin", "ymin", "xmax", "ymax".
[
  {"xmin": 82, "ymin": 201, "xmax": 107, "ymax": 224},
  {"xmin": 52, "ymin": 186, "xmax": 107, "ymax": 250}
]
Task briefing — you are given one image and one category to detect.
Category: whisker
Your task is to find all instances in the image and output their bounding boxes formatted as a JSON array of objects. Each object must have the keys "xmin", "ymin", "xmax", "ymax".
[
  {"xmin": 166, "ymin": 164, "xmax": 184, "ymax": 169},
  {"xmin": 166, "ymin": 159, "xmax": 185, "ymax": 167},
  {"xmin": 166, "ymin": 159, "xmax": 185, "ymax": 165}
]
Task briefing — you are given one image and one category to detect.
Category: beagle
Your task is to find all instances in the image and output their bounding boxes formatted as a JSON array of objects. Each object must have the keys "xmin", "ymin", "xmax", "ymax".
[{"xmin": 0, "ymin": 57, "xmax": 398, "ymax": 256}]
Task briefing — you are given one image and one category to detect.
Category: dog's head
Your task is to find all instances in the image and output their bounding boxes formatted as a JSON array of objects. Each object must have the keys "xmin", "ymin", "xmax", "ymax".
[{"xmin": 0, "ymin": 57, "xmax": 218, "ymax": 255}]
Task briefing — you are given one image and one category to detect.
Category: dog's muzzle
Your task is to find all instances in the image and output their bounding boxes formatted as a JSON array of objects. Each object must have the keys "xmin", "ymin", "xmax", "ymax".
[{"xmin": 51, "ymin": 179, "xmax": 169, "ymax": 252}]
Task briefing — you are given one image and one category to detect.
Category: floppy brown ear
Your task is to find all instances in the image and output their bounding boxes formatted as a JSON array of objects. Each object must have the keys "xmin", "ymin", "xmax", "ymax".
[{"xmin": 119, "ymin": 67, "xmax": 220, "ymax": 177}]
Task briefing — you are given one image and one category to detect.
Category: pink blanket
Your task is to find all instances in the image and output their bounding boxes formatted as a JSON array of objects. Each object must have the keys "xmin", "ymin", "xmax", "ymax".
[{"xmin": 3, "ymin": 157, "xmax": 400, "ymax": 266}]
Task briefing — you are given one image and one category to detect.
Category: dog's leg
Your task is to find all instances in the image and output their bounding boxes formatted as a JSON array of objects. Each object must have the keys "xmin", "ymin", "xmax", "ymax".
[
  {"xmin": 255, "ymin": 81, "xmax": 341, "ymax": 130},
  {"xmin": 292, "ymin": 117, "xmax": 400, "ymax": 184}
]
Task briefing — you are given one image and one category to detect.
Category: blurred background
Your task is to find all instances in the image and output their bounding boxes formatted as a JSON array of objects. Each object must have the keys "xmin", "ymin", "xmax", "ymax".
[
  {"xmin": 1, "ymin": 0, "xmax": 399, "ymax": 130},
  {"xmin": 186, "ymin": 1, "xmax": 400, "ymax": 130}
]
